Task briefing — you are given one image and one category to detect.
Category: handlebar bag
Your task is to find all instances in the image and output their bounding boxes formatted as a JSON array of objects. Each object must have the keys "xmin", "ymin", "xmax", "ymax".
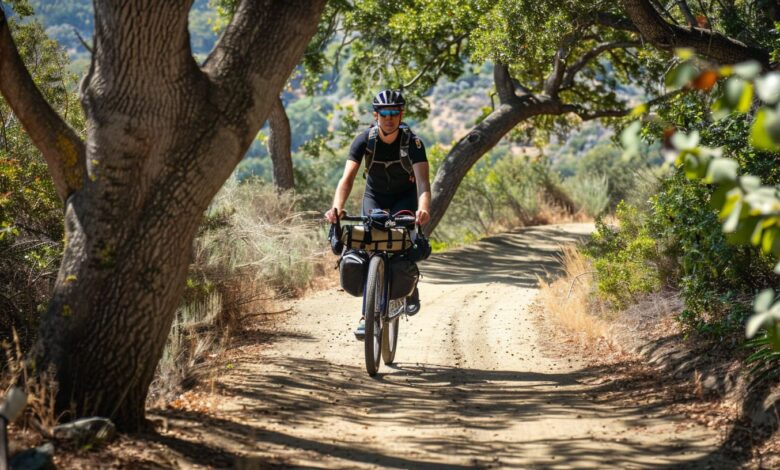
[
  {"xmin": 341, "ymin": 225, "xmax": 412, "ymax": 252},
  {"xmin": 389, "ymin": 257, "xmax": 419, "ymax": 300},
  {"xmin": 339, "ymin": 250, "xmax": 368, "ymax": 297}
]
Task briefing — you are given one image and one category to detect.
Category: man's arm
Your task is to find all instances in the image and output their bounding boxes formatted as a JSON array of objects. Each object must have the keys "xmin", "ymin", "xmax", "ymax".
[
  {"xmin": 413, "ymin": 162, "xmax": 431, "ymax": 226},
  {"xmin": 326, "ymin": 160, "xmax": 361, "ymax": 223}
]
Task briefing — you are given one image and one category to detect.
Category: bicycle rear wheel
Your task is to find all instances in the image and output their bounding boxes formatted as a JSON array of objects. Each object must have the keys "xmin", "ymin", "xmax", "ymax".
[{"xmin": 363, "ymin": 256, "xmax": 384, "ymax": 376}]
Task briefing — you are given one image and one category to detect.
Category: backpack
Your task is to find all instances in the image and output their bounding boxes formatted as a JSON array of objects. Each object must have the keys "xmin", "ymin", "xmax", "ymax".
[{"xmin": 363, "ymin": 123, "xmax": 417, "ymax": 182}]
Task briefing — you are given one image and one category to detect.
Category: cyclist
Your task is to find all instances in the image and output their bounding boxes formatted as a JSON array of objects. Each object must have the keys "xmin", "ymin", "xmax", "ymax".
[{"xmin": 325, "ymin": 89, "xmax": 431, "ymax": 338}]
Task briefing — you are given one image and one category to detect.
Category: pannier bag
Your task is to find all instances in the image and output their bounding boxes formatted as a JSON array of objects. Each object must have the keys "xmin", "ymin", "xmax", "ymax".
[
  {"xmin": 389, "ymin": 257, "xmax": 419, "ymax": 300},
  {"xmin": 339, "ymin": 250, "xmax": 368, "ymax": 297},
  {"xmin": 341, "ymin": 225, "xmax": 412, "ymax": 252}
]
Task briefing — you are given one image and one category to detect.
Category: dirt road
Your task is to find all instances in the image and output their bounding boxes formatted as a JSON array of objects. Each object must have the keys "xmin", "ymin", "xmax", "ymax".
[{"xmin": 156, "ymin": 224, "xmax": 731, "ymax": 469}]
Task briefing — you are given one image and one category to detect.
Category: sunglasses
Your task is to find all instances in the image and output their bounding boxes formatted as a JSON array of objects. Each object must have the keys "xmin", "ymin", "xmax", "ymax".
[{"xmin": 378, "ymin": 109, "xmax": 401, "ymax": 117}]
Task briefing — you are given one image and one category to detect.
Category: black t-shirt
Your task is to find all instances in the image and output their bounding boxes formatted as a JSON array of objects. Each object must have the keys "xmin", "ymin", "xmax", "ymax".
[{"xmin": 348, "ymin": 126, "xmax": 427, "ymax": 196}]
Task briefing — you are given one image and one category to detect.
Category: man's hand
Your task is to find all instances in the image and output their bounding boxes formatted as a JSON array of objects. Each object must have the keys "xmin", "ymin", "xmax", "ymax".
[
  {"xmin": 325, "ymin": 208, "xmax": 342, "ymax": 224},
  {"xmin": 416, "ymin": 209, "xmax": 430, "ymax": 226}
]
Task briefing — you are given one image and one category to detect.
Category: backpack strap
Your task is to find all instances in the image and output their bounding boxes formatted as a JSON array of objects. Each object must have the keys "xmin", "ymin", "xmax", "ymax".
[
  {"xmin": 363, "ymin": 125, "xmax": 380, "ymax": 179},
  {"xmin": 399, "ymin": 125, "xmax": 414, "ymax": 177},
  {"xmin": 362, "ymin": 123, "xmax": 416, "ymax": 181}
]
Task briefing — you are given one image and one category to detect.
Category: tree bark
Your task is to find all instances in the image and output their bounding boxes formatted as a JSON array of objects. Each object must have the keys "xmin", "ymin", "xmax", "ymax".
[
  {"xmin": 621, "ymin": 0, "xmax": 770, "ymax": 66},
  {"xmin": 267, "ymin": 96, "xmax": 294, "ymax": 191},
  {"xmin": 1, "ymin": 0, "xmax": 326, "ymax": 432}
]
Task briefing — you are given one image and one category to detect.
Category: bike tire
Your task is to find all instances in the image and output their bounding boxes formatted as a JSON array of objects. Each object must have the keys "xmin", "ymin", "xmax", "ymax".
[
  {"xmin": 364, "ymin": 256, "xmax": 384, "ymax": 376},
  {"xmin": 381, "ymin": 311, "xmax": 399, "ymax": 365}
]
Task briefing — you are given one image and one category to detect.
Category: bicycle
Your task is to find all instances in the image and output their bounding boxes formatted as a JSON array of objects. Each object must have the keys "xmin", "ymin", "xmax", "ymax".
[{"xmin": 331, "ymin": 208, "xmax": 418, "ymax": 377}]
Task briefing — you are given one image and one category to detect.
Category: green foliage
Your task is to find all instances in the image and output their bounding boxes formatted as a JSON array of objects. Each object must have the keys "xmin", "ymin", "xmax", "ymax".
[
  {"xmin": 0, "ymin": 15, "xmax": 83, "ymax": 351},
  {"xmin": 432, "ymin": 146, "xmax": 561, "ymax": 245},
  {"xmin": 586, "ymin": 202, "xmax": 661, "ymax": 309},
  {"xmin": 563, "ymin": 173, "xmax": 609, "ymax": 217},
  {"xmin": 649, "ymin": 171, "xmax": 774, "ymax": 334},
  {"xmin": 625, "ymin": 52, "xmax": 780, "ymax": 349}
]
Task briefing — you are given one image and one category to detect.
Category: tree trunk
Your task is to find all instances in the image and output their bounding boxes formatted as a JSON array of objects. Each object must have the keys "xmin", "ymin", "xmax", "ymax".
[
  {"xmin": 21, "ymin": 0, "xmax": 326, "ymax": 432},
  {"xmin": 267, "ymin": 96, "xmax": 294, "ymax": 191},
  {"xmin": 426, "ymin": 96, "xmax": 560, "ymax": 236}
]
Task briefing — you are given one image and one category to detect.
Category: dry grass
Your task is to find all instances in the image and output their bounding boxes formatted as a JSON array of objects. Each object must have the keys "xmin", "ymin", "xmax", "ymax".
[
  {"xmin": 1, "ymin": 330, "xmax": 59, "ymax": 437},
  {"xmin": 537, "ymin": 245, "xmax": 612, "ymax": 346},
  {"xmin": 149, "ymin": 178, "xmax": 332, "ymax": 406}
]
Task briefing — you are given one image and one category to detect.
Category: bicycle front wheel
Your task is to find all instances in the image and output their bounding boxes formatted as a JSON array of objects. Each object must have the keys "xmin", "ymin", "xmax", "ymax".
[
  {"xmin": 382, "ymin": 314, "xmax": 399, "ymax": 364},
  {"xmin": 363, "ymin": 255, "xmax": 385, "ymax": 376}
]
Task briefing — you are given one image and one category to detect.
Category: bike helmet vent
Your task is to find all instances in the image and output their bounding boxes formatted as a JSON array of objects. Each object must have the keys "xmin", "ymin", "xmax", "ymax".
[{"xmin": 372, "ymin": 89, "xmax": 406, "ymax": 110}]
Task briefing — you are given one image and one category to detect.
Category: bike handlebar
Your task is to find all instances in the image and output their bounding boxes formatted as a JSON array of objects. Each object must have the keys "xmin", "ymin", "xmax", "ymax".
[{"xmin": 332, "ymin": 208, "xmax": 418, "ymax": 229}]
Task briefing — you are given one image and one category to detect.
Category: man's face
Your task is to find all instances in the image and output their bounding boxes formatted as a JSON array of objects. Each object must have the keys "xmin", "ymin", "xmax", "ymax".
[{"xmin": 374, "ymin": 107, "xmax": 403, "ymax": 134}]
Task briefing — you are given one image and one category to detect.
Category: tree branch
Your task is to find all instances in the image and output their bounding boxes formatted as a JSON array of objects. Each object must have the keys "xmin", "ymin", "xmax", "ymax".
[
  {"xmin": 493, "ymin": 62, "xmax": 518, "ymax": 104},
  {"xmin": 561, "ymin": 40, "xmax": 641, "ymax": 90},
  {"xmin": 203, "ymin": 0, "xmax": 327, "ymax": 147},
  {"xmin": 403, "ymin": 33, "xmax": 467, "ymax": 89},
  {"xmin": 544, "ymin": 31, "xmax": 581, "ymax": 96},
  {"xmin": 592, "ymin": 12, "xmax": 640, "ymax": 33},
  {"xmin": 559, "ymin": 88, "xmax": 683, "ymax": 120},
  {"xmin": 674, "ymin": 0, "xmax": 697, "ymax": 27},
  {"xmin": 621, "ymin": 0, "xmax": 770, "ymax": 66},
  {"xmin": 0, "ymin": 6, "xmax": 86, "ymax": 201}
]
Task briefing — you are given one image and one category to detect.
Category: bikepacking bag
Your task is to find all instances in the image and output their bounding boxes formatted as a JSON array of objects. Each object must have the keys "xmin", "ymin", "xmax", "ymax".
[
  {"xmin": 341, "ymin": 225, "xmax": 412, "ymax": 252},
  {"xmin": 339, "ymin": 250, "xmax": 368, "ymax": 297},
  {"xmin": 389, "ymin": 257, "xmax": 419, "ymax": 300}
]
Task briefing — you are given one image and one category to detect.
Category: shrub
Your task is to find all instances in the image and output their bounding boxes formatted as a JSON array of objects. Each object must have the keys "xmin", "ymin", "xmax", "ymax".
[
  {"xmin": 563, "ymin": 173, "xmax": 610, "ymax": 217},
  {"xmin": 648, "ymin": 170, "xmax": 775, "ymax": 335},
  {"xmin": 586, "ymin": 202, "xmax": 661, "ymax": 309}
]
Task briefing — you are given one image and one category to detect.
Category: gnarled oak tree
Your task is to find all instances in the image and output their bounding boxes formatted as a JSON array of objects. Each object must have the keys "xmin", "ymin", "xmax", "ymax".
[{"xmin": 0, "ymin": 0, "xmax": 326, "ymax": 431}]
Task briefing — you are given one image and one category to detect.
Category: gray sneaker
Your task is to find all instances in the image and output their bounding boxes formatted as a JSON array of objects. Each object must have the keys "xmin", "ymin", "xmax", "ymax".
[{"xmin": 354, "ymin": 317, "xmax": 365, "ymax": 340}]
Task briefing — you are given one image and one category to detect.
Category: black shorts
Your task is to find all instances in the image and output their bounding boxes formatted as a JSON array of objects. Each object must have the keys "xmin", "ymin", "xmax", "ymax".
[{"xmin": 362, "ymin": 190, "xmax": 417, "ymax": 216}]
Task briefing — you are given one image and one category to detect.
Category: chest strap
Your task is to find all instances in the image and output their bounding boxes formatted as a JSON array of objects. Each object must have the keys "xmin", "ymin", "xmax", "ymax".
[{"xmin": 363, "ymin": 124, "xmax": 414, "ymax": 179}]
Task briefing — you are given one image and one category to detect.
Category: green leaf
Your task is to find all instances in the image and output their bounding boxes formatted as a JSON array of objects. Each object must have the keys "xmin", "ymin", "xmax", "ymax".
[
  {"xmin": 704, "ymin": 158, "xmax": 738, "ymax": 184},
  {"xmin": 756, "ymin": 72, "xmax": 780, "ymax": 104},
  {"xmin": 724, "ymin": 77, "xmax": 747, "ymax": 109},
  {"xmin": 737, "ymin": 82, "xmax": 754, "ymax": 113},
  {"xmin": 763, "ymin": 227, "xmax": 780, "ymax": 254},
  {"xmin": 665, "ymin": 62, "xmax": 697, "ymax": 90},
  {"xmin": 670, "ymin": 130, "xmax": 700, "ymax": 150},
  {"xmin": 740, "ymin": 175, "xmax": 762, "ymax": 192},
  {"xmin": 755, "ymin": 289, "xmax": 775, "ymax": 313},
  {"xmin": 747, "ymin": 311, "xmax": 772, "ymax": 338},
  {"xmin": 750, "ymin": 107, "xmax": 780, "ymax": 152},
  {"xmin": 727, "ymin": 216, "xmax": 759, "ymax": 244},
  {"xmin": 733, "ymin": 61, "xmax": 763, "ymax": 80},
  {"xmin": 722, "ymin": 197, "xmax": 743, "ymax": 232}
]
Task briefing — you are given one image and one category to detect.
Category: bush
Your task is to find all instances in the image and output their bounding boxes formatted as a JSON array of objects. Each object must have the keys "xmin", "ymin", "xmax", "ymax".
[
  {"xmin": 648, "ymin": 170, "xmax": 775, "ymax": 335},
  {"xmin": 586, "ymin": 202, "xmax": 661, "ymax": 309},
  {"xmin": 431, "ymin": 149, "xmax": 572, "ymax": 246},
  {"xmin": 563, "ymin": 173, "xmax": 610, "ymax": 217}
]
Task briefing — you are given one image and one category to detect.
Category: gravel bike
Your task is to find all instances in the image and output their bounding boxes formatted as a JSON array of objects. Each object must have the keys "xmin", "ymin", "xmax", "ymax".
[{"xmin": 333, "ymin": 209, "xmax": 418, "ymax": 377}]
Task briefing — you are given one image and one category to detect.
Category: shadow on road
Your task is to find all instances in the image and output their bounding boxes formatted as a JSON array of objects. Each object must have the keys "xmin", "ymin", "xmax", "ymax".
[
  {"xmin": 423, "ymin": 226, "xmax": 590, "ymax": 287},
  {"xmin": 151, "ymin": 355, "xmax": 733, "ymax": 469}
]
